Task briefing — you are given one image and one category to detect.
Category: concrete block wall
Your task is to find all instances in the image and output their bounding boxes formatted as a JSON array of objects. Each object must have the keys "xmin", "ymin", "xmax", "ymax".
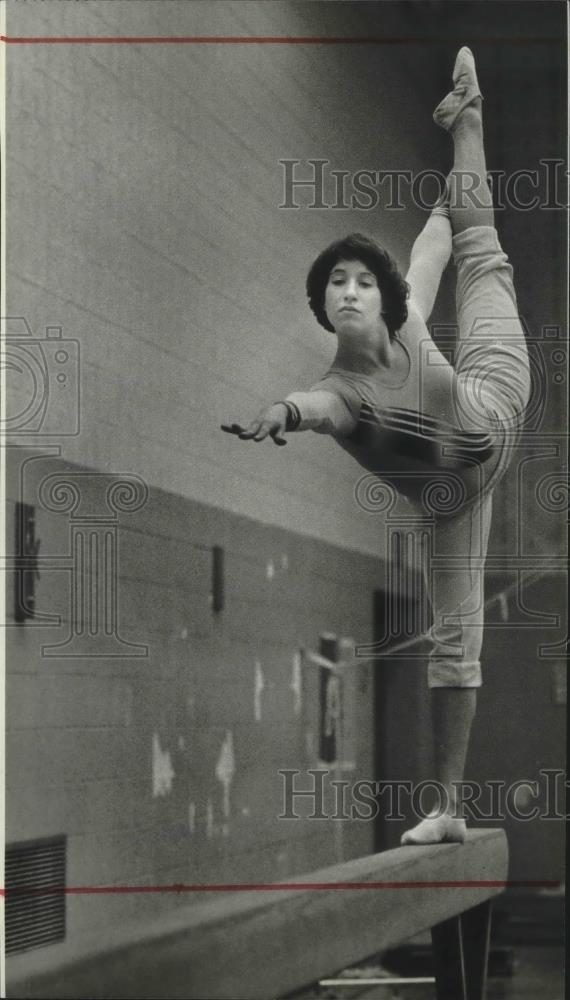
[
  {"xmin": 5, "ymin": 444, "xmax": 379, "ymax": 980},
  {"xmin": 4, "ymin": 1, "xmax": 425, "ymax": 978},
  {"xmin": 5, "ymin": 0, "xmax": 436, "ymax": 557}
]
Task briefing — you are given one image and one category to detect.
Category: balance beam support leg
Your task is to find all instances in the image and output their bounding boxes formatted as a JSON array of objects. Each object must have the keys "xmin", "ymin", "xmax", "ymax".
[
  {"xmin": 431, "ymin": 914, "xmax": 467, "ymax": 1000},
  {"xmin": 461, "ymin": 899, "xmax": 493, "ymax": 1000}
]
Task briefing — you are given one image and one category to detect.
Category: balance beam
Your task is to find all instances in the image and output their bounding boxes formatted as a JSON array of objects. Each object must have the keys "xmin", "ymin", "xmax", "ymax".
[{"xmin": 10, "ymin": 829, "xmax": 508, "ymax": 1000}]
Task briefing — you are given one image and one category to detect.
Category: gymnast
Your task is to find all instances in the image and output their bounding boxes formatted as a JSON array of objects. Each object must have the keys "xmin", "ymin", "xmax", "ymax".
[{"xmin": 222, "ymin": 48, "xmax": 530, "ymax": 843}]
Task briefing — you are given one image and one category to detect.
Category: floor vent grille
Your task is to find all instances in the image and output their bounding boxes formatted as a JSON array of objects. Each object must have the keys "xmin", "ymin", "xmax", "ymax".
[{"xmin": 5, "ymin": 835, "xmax": 67, "ymax": 954}]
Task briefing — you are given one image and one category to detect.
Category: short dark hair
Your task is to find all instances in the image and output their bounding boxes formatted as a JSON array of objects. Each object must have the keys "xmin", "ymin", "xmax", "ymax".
[{"xmin": 306, "ymin": 233, "xmax": 409, "ymax": 339}]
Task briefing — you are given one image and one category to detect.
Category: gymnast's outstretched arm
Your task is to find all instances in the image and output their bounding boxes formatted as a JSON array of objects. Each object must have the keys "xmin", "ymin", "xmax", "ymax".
[{"xmin": 221, "ymin": 390, "xmax": 357, "ymax": 445}]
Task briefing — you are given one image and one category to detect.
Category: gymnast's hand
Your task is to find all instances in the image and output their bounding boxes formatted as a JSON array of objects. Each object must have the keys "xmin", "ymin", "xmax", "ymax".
[{"xmin": 221, "ymin": 403, "xmax": 288, "ymax": 446}]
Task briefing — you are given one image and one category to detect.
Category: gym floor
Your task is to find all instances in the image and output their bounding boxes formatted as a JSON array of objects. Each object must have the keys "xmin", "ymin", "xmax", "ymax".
[
  {"xmin": 300, "ymin": 946, "xmax": 564, "ymax": 999},
  {"xmin": 289, "ymin": 881, "xmax": 566, "ymax": 1000},
  {"xmin": 365, "ymin": 947, "xmax": 562, "ymax": 998}
]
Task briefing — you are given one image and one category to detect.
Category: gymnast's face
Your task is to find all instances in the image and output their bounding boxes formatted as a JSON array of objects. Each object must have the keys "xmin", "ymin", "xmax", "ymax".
[{"xmin": 324, "ymin": 259, "xmax": 384, "ymax": 336}]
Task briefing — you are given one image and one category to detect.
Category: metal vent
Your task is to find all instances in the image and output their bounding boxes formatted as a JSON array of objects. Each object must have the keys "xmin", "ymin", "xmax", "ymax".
[{"xmin": 5, "ymin": 835, "xmax": 66, "ymax": 954}]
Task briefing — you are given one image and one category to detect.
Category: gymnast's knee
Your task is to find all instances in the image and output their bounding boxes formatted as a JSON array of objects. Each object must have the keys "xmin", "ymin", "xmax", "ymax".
[
  {"xmin": 428, "ymin": 658, "xmax": 483, "ymax": 688},
  {"xmin": 452, "ymin": 224, "xmax": 508, "ymax": 265},
  {"xmin": 427, "ymin": 622, "xmax": 484, "ymax": 688}
]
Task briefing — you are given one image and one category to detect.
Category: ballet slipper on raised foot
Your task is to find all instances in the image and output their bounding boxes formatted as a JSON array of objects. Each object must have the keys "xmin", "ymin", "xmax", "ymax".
[
  {"xmin": 433, "ymin": 46, "xmax": 483, "ymax": 131},
  {"xmin": 400, "ymin": 811, "xmax": 467, "ymax": 845}
]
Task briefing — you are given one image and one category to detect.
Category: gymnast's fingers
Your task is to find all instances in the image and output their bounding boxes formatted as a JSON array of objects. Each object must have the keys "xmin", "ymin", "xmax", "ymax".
[
  {"xmin": 221, "ymin": 423, "xmax": 246, "ymax": 436},
  {"xmin": 269, "ymin": 426, "xmax": 287, "ymax": 446},
  {"xmin": 250, "ymin": 419, "xmax": 287, "ymax": 443},
  {"xmin": 237, "ymin": 419, "xmax": 265, "ymax": 440},
  {"xmin": 249, "ymin": 420, "xmax": 275, "ymax": 441}
]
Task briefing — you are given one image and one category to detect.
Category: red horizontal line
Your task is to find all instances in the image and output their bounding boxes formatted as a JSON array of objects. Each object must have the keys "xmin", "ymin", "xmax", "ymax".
[
  {"xmin": 0, "ymin": 880, "xmax": 560, "ymax": 895},
  {"xmin": 0, "ymin": 35, "xmax": 561, "ymax": 45}
]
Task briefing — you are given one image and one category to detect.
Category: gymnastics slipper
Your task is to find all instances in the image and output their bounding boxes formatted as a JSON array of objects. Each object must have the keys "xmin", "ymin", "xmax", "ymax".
[{"xmin": 433, "ymin": 47, "xmax": 483, "ymax": 131}]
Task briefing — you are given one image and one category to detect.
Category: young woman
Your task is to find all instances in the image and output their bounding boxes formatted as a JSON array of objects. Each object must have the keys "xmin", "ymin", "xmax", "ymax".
[{"xmin": 223, "ymin": 48, "xmax": 530, "ymax": 843}]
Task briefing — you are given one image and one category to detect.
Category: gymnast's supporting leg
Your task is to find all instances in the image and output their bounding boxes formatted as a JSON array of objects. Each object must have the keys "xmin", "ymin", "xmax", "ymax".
[{"xmin": 401, "ymin": 498, "xmax": 490, "ymax": 846}]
